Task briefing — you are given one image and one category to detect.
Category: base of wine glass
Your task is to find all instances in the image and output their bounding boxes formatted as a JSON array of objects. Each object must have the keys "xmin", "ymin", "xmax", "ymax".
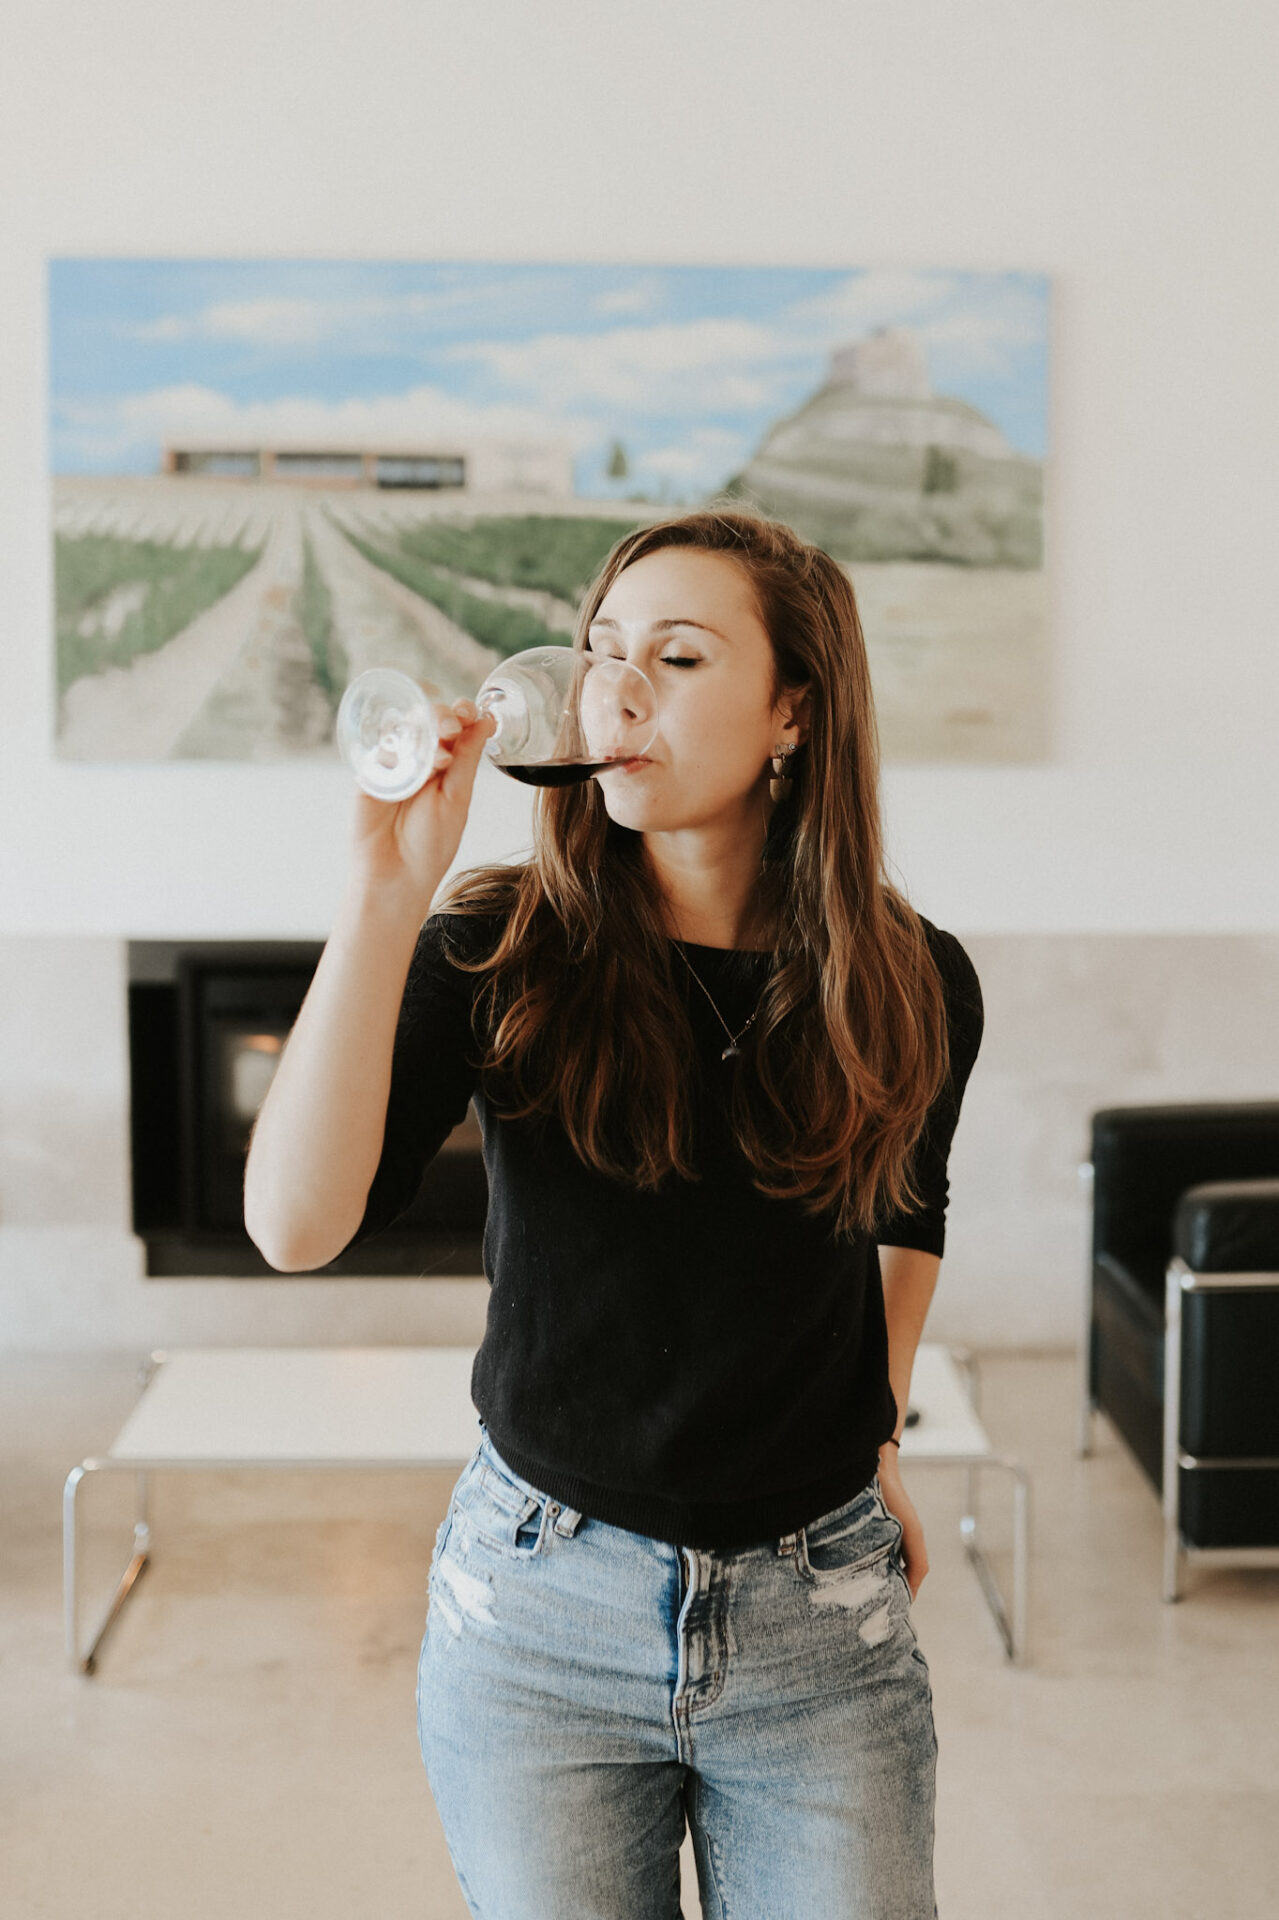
[
  {"xmin": 336, "ymin": 665, "xmax": 437, "ymax": 802},
  {"xmin": 347, "ymin": 723, "xmax": 434, "ymax": 801}
]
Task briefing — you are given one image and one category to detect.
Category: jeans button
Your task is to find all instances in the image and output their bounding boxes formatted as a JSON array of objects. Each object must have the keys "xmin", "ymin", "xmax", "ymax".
[{"xmin": 547, "ymin": 1502, "xmax": 561, "ymax": 1518}]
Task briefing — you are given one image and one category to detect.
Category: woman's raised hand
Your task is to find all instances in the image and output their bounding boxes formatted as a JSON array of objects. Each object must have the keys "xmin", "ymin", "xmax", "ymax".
[
  {"xmin": 247, "ymin": 693, "xmax": 495, "ymax": 1273},
  {"xmin": 350, "ymin": 697, "xmax": 497, "ymax": 911}
]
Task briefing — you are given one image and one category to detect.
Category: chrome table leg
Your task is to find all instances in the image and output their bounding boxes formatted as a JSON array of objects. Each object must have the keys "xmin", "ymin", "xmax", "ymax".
[
  {"xmin": 64, "ymin": 1463, "xmax": 152, "ymax": 1676},
  {"xmin": 959, "ymin": 1457, "xmax": 1031, "ymax": 1664}
]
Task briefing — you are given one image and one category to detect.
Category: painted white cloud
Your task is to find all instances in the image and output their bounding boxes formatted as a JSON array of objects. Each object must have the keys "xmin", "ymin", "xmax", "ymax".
[
  {"xmin": 910, "ymin": 288, "xmax": 1049, "ymax": 373},
  {"xmin": 589, "ymin": 276, "xmax": 667, "ymax": 318},
  {"xmin": 118, "ymin": 269, "xmax": 1045, "ymax": 434},
  {"xmin": 639, "ymin": 426, "xmax": 752, "ymax": 486},
  {"xmin": 445, "ymin": 317, "xmax": 803, "ymax": 414},
  {"xmin": 53, "ymin": 381, "xmax": 596, "ymax": 470},
  {"xmin": 132, "ymin": 292, "xmax": 486, "ymax": 349},
  {"xmin": 784, "ymin": 268, "xmax": 963, "ymax": 338},
  {"xmin": 784, "ymin": 268, "xmax": 1047, "ymax": 376},
  {"xmin": 125, "ymin": 272, "xmax": 590, "ymax": 351},
  {"xmin": 442, "ymin": 274, "xmax": 1045, "ymax": 418}
]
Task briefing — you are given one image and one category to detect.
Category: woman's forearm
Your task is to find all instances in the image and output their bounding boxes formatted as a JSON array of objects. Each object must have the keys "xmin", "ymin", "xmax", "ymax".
[
  {"xmin": 878, "ymin": 1246, "xmax": 942, "ymax": 1442},
  {"xmin": 243, "ymin": 877, "xmax": 437, "ymax": 1272}
]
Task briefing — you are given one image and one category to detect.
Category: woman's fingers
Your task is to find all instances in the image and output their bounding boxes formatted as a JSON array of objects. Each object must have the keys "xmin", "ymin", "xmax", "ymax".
[
  {"xmin": 901, "ymin": 1522, "xmax": 929, "ymax": 1599},
  {"xmin": 403, "ymin": 710, "xmax": 496, "ymax": 813},
  {"xmin": 429, "ymin": 698, "xmax": 488, "ymax": 769},
  {"xmin": 432, "ymin": 706, "xmax": 463, "ymax": 759},
  {"xmin": 877, "ymin": 1461, "xmax": 929, "ymax": 1599},
  {"xmin": 440, "ymin": 711, "xmax": 496, "ymax": 788}
]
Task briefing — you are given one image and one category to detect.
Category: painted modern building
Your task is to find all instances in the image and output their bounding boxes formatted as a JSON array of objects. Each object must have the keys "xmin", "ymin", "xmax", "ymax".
[{"xmin": 161, "ymin": 439, "xmax": 576, "ymax": 493}]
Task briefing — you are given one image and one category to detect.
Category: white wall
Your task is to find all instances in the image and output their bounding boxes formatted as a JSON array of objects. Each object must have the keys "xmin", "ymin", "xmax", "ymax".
[
  {"xmin": 1, "ymin": 0, "xmax": 1277, "ymax": 940},
  {"xmin": 2, "ymin": 1, "xmax": 1278, "ymax": 1352}
]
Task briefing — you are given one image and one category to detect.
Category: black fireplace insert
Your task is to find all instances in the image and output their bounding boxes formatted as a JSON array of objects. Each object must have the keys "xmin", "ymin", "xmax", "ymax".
[{"xmin": 128, "ymin": 941, "xmax": 487, "ymax": 1276}]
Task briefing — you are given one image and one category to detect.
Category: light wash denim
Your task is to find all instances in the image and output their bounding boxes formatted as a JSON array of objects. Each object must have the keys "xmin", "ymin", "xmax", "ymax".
[{"xmin": 417, "ymin": 1428, "xmax": 938, "ymax": 1919}]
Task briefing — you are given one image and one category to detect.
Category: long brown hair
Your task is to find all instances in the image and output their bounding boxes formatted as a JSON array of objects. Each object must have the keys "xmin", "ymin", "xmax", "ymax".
[{"xmin": 442, "ymin": 506, "xmax": 950, "ymax": 1239}]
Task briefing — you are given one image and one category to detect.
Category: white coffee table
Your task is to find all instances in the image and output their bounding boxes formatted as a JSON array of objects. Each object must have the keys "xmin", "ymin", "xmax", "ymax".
[
  {"xmin": 899, "ymin": 1345, "xmax": 1031, "ymax": 1662},
  {"xmin": 64, "ymin": 1342, "xmax": 1028, "ymax": 1673},
  {"xmin": 63, "ymin": 1346, "xmax": 482, "ymax": 1675}
]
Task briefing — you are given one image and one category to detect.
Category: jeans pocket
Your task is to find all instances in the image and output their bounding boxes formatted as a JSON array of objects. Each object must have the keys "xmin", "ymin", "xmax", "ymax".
[
  {"xmin": 798, "ymin": 1480, "xmax": 902, "ymax": 1586},
  {"xmin": 454, "ymin": 1452, "xmax": 548, "ymax": 1557}
]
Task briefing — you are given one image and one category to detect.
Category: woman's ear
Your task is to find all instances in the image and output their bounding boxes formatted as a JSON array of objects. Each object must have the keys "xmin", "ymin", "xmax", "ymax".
[{"xmin": 777, "ymin": 685, "xmax": 812, "ymax": 745}]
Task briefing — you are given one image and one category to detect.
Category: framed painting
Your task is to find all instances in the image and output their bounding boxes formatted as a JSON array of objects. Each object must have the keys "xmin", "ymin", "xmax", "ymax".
[{"xmin": 50, "ymin": 261, "xmax": 1049, "ymax": 763}]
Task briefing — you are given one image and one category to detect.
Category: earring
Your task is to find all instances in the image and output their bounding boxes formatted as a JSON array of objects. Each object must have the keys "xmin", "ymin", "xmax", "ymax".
[{"xmin": 769, "ymin": 741, "xmax": 798, "ymax": 803}]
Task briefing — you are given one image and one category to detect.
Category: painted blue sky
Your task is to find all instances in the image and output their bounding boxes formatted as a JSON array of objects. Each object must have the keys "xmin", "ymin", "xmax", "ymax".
[{"xmin": 49, "ymin": 261, "xmax": 1050, "ymax": 494}]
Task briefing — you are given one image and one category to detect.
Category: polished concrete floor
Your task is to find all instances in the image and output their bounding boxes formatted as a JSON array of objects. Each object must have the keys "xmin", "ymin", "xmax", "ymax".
[{"xmin": 2, "ymin": 1350, "xmax": 1277, "ymax": 1919}]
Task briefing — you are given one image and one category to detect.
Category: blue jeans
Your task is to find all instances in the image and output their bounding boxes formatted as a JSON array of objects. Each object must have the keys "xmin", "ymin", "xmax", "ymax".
[{"xmin": 418, "ymin": 1429, "xmax": 938, "ymax": 1919}]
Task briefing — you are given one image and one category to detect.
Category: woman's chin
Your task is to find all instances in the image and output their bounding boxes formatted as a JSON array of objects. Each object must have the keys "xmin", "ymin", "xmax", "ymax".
[
  {"xmin": 599, "ymin": 792, "xmax": 728, "ymax": 838},
  {"xmin": 598, "ymin": 791, "xmax": 664, "ymax": 832}
]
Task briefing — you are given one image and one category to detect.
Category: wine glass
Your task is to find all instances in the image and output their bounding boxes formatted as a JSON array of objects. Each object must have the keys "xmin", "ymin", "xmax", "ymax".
[{"xmin": 336, "ymin": 647, "xmax": 659, "ymax": 801}]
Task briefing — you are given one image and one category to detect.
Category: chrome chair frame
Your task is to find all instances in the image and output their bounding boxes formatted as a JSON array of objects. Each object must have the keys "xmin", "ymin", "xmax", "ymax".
[{"xmin": 1162, "ymin": 1255, "xmax": 1279, "ymax": 1602}]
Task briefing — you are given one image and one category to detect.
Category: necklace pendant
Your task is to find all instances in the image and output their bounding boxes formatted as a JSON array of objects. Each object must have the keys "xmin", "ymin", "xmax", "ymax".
[{"xmin": 721, "ymin": 1043, "xmax": 741, "ymax": 1061}]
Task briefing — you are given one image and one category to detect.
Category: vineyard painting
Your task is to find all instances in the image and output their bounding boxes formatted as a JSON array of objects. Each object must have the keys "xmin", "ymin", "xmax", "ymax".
[{"xmin": 50, "ymin": 261, "xmax": 1050, "ymax": 763}]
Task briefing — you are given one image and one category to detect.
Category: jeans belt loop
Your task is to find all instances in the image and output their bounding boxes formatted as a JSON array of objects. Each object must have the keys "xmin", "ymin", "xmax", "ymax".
[
  {"xmin": 551, "ymin": 1503, "xmax": 583, "ymax": 1538},
  {"xmin": 777, "ymin": 1530, "xmax": 801, "ymax": 1557}
]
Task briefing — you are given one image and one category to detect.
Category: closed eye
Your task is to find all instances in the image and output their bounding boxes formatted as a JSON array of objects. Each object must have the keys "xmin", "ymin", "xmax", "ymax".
[{"xmin": 661, "ymin": 656, "xmax": 700, "ymax": 668}]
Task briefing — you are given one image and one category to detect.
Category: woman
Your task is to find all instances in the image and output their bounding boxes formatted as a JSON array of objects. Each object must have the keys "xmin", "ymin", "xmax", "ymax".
[{"xmin": 245, "ymin": 508, "xmax": 984, "ymax": 1919}]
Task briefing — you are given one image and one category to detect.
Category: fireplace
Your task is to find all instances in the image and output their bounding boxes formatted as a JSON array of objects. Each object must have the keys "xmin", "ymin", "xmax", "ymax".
[{"xmin": 128, "ymin": 941, "xmax": 487, "ymax": 1276}]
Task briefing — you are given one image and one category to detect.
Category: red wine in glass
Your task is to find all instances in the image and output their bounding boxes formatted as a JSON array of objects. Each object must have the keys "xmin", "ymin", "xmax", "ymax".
[{"xmin": 501, "ymin": 759, "xmax": 615, "ymax": 787}]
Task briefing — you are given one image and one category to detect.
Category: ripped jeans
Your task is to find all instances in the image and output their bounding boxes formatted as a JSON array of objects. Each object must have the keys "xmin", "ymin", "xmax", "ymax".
[{"xmin": 417, "ymin": 1429, "xmax": 938, "ymax": 1920}]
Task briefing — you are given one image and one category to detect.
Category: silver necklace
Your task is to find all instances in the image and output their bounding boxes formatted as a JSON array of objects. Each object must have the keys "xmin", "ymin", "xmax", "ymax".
[{"xmin": 674, "ymin": 943, "xmax": 767, "ymax": 1061}]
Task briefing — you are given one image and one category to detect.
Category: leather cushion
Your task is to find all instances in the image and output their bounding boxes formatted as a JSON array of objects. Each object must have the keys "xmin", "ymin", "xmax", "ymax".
[
  {"xmin": 1091, "ymin": 1103, "xmax": 1279, "ymax": 1272},
  {"xmin": 1173, "ymin": 1178, "xmax": 1279, "ymax": 1273}
]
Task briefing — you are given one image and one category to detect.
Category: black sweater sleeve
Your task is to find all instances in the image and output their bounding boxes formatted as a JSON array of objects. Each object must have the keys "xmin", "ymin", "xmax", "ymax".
[
  {"xmin": 872, "ymin": 923, "xmax": 985, "ymax": 1258},
  {"xmin": 344, "ymin": 914, "xmax": 487, "ymax": 1248}
]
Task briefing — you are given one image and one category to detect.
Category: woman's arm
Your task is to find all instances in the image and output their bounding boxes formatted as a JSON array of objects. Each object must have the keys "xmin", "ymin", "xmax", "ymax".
[
  {"xmin": 243, "ymin": 700, "xmax": 493, "ymax": 1273},
  {"xmin": 869, "ymin": 924, "xmax": 984, "ymax": 1595},
  {"xmin": 243, "ymin": 883, "xmax": 430, "ymax": 1271},
  {"xmin": 876, "ymin": 1244, "xmax": 942, "ymax": 1598}
]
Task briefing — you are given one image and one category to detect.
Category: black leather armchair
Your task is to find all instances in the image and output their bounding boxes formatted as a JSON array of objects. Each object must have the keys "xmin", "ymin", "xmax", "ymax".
[{"xmin": 1080, "ymin": 1102, "xmax": 1279, "ymax": 1598}]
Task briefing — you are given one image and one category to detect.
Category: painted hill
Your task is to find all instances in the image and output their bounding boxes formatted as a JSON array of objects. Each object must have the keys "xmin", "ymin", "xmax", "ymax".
[{"xmin": 729, "ymin": 328, "xmax": 1043, "ymax": 567}]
